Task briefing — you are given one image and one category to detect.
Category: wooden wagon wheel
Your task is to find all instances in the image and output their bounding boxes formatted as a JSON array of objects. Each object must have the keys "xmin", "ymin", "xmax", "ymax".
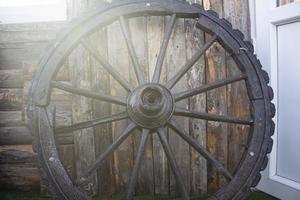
[{"xmin": 28, "ymin": 0, "xmax": 275, "ymax": 199}]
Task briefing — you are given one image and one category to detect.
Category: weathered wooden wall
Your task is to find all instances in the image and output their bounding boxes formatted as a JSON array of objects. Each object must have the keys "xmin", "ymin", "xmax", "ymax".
[
  {"xmin": 0, "ymin": 0, "xmax": 252, "ymax": 197},
  {"xmin": 0, "ymin": 22, "xmax": 66, "ymax": 191},
  {"xmin": 203, "ymin": 0, "xmax": 251, "ymax": 193}
]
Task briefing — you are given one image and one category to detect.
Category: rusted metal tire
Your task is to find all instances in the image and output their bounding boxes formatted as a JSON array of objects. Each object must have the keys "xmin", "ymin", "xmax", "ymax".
[{"xmin": 28, "ymin": 0, "xmax": 275, "ymax": 199}]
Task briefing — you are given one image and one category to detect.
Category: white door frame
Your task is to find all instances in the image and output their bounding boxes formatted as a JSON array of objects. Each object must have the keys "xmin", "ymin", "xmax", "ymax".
[
  {"xmin": 268, "ymin": 1, "xmax": 300, "ymax": 191},
  {"xmin": 250, "ymin": 0, "xmax": 300, "ymax": 199}
]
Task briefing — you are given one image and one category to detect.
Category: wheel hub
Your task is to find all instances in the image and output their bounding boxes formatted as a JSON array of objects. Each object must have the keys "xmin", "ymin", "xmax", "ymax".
[{"xmin": 127, "ymin": 83, "xmax": 174, "ymax": 129}]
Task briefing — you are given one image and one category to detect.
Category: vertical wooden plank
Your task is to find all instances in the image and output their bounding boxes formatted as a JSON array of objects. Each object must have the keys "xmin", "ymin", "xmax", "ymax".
[
  {"xmin": 107, "ymin": 20, "xmax": 133, "ymax": 193},
  {"xmin": 88, "ymin": 28, "xmax": 116, "ymax": 196},
  {"xmin": 85, "ymin": 0, "xmax": 116, "ymax": 196},
  {"xmin": 128, "ymin": 16, "xmax": 155, "ymax": 195},
  {"xmin": 223, "ymin": 0, "xmax": 251, "ymax": 173},
  {"xmin": 185, "ymin": 0, "xmax": 207, "ymax": 195},
  {"xmin": 58, "ymin": 144, "xmax": 76, "ymax": 179},
  {"xmin": 205, "ymin": 40, "xmax": 228, "ymax": 193},
  {"xmin": 147, "ymin": 16, "xmax": 170, "ymax": 196},
  {"xmin": 88, "ymin": 1, "xmax": 111, "ymax": 195},
  {"xmin": 67, "ymin": 0, "xmax": 97, "ymax": 196},
  {"xmin": 223, "ymin": 0, "xmax": 251, "ymax": 41},
  {"xmin": 69, "ymin": 44, "xmax": 98, "ymax": 195},
  {"xmin": 166, "ymin": 17, "xmax": 190, "ymax": 197},
  {"xmin": 66, "ymin": 0, "xmax": 98, "ymax": 196},
  {"xmin": 203, "ymin": 0, "xmax": 228, "ymax": 193}
]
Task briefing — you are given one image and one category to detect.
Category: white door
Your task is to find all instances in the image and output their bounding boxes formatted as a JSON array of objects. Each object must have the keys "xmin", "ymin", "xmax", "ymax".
[{"xmin": 250, "ymin": 0, "xmax": 300, "ymax": 199}]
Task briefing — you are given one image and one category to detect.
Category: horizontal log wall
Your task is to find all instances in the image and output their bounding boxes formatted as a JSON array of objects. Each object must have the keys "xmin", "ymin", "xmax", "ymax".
[
  {"xmin": 0, "ymin": 22, "xmax": 67, "ymax": 191},
  {"xmin": 0, "ymin": 145, "xmax": 40, "ymax": 191}
]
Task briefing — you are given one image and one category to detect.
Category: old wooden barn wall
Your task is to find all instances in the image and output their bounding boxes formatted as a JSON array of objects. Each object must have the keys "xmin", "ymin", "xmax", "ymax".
[
  {"xmin": 0, "ymin": 0, "xmax": 252, "ymax": 196},
  {"xmin": 0, "ymin": 22, "xmax": 66, "ymax": 191}
]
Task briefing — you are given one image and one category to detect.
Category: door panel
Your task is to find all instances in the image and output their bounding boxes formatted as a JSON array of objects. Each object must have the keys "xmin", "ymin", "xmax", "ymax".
[
  {"xmin": 251, "ymin": 0, "xmax": 300, "ymax": 199},
  {"xmin": 277, "ymin": 21, "xmax": 300, "ymax": 184}
]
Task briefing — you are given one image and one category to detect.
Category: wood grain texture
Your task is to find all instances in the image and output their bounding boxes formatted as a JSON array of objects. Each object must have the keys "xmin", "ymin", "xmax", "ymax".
[
  {"xmin": 0, "ymin": 42, "xmax": 49, "ymax": 70},
  {"xmin": 107, "ymin": 19, "xmax": 133, "ymax": 193},
  {"xmin": 66, "ymin": 0, "xmax": 99, "ymax": 195},
  {"xmin": 0, "ymin": 88, "xmax": 23, "ymax": 111},
  {"xmin": 0, "ymin": 127, "xmax": 74, "ymax": 145},
  {"xmin": 0, "ymin": 70, "xmax": 23, "ymax": 88},
  {"xmin": 128, "ymin": 16, "xmax": 154, "ymax": 195},
  {"xmin": 204, "ymin": 0, "xmax": 228, "ymax": 193},
  {"xmin": 58, "ymin": 144, "xmax": 76, "ymax": 180},
  {"xmin": 88, "ymin": 27, "xmax": 116, "ymax": 195},
  {"xmin": 69, "ymin": 44, "xmax": 98, "ymax": 195},
  {"xmin": 0, "ymin": 22, "xmax": 62, "ymax": 72},
  {"xmin": 0, "ymin": 111, "xmax": 23, "ymax": 127},
  {"xmin": 0, "ymin": 22, "xmax": 64, "ymax": 44},
  {"xmin": 147, "ymin": 16, "xmax": 170, "ymax": 196},
  {"xmin": 203, "ymin": 0, "xmax": 252, "ymax": 192},
  {"xmin": 223, "ymin": 0, "xmax": 251, "ymax": 41},
  {"xmin": 0, "ymin": 145, "xmax": 40, "ymax": 191},
  {"xmin": 205, "ymin": 41, "xmax": 228, "ymax": 193},
  {"xmin": 184, "ymin": 1, "xmax": 207, "ymax": 194},
  {"xmin": 166, "ymin": 16, "xmax": 190, "ymax": 197},
  {"xmin": 0, "ymin": 24, "xmax": 67, "ymax": 194},
  {"xmin": 223, "ymin": 0, "xmax": 251, "ymax": 174},
  {"xmin": 0, "ymin": 126, "xmax": 32, "ymax": 145},
  {"xmin": 23, "ymin": 62, "xmax": 70, "ymax": 81}
]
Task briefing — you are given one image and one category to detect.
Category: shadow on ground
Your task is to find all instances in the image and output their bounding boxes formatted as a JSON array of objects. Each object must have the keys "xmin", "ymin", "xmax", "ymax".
[{"xmin": 0, "ymin": 191, "xmax": 279, "ymax": 200}]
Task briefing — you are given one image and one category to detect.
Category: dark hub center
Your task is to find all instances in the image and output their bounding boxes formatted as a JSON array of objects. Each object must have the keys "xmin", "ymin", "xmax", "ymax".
[
  {"xmin": 140, "ymin": 87, "xmax": 164, "ymax": 115},
  {"xmin": 142, "ymin": 87, "xmax": 162, "ymax": 105},
  {"xmin": 127, "ymin": 84, "xmax": 174, "ymax": 129}
]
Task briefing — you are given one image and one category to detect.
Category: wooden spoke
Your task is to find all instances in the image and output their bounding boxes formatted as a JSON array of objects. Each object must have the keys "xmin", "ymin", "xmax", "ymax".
[
  {"xmin": 55, "ymin": 112, "xmax": 128, "ymax": 134},
  {"xmin": 51, "ymin": 81, "xmax": 127, "ymax": 106},
  {"xmin": 119, "ymin": 16, "xmax": 146, "ymax": 85},
  {"xmin": 125, "ymin": 129, "xmax": 150, "ymax": 200},
  {"xmin": 167, "ymin": 119, "xmax": 233, "ymax": 181},
  {"xmin": 152, "ymin": 14, "xmax": 177, "ymax": 83},
  {"xmin": 157, "ymin": 128, "xmax": 190, "ymax": 200},
  {"xmin": 174, "ymin": 107, "xmax": 253, "ymax": 125},
  {"xmin": 81, "ymin": 39, "xmax": 134, "ymax": 92},
  {"xmin": 79, "ymin": 123, "xmax": 137, "ymax": 181},
  {"xmin": 174, "ymin": 74, "xmax": 247, "ymax": 101},
  {"xmin": 165, "ymin": 34, "xmax": 217, "ymax": 89}
]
